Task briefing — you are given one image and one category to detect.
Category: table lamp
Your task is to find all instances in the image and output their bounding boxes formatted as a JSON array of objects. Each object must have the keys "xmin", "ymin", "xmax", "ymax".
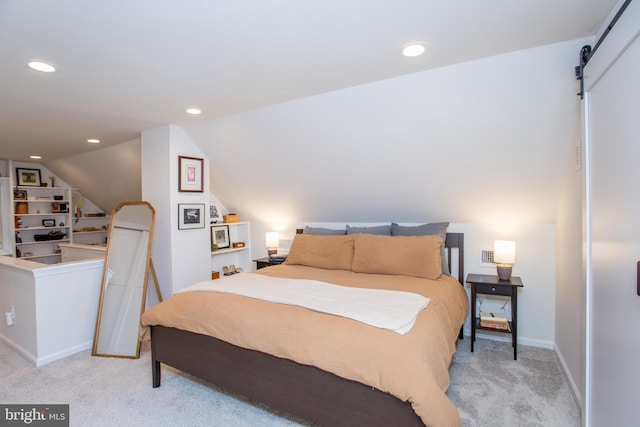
[
  {"xmin": 266, "ymin": 232, "xmax": 279, "ymax": 257},
  {"xmin": 494, "ymin": 240, "xmax": 516, "ymax": 280}
]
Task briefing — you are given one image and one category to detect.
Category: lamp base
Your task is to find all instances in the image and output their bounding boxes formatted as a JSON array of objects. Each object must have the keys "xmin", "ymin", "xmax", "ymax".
[{"xmin": 496, "ymin": 265, "xmax": 512, "ymax": 281}]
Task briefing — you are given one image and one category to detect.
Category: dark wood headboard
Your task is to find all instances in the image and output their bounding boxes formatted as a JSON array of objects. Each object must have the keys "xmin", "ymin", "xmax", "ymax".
[
  {"xmin": 444, "ymin": 232, "xmax": 464, "ymax": 283},
  {"xmin": 295, "ymin": 229, "xmax": 465, "ymax": 284}
]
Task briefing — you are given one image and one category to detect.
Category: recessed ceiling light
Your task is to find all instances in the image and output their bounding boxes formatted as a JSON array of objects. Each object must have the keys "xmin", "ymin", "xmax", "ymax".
[
  {"xmin": 27, "ymin": 61, "xmax": 56, "ymax": 73},
  {"xmin": 29, "ymin": 155, "xmax": 42, "ymax": 160},
  {"xmin": 402, "ymin": 43, "xmax": 426, "ymax": 57},
  {"xmin": 186, "ymin": 108, "xmax": 202, "ymax": 115},
  {"xmin": 87, "ymin": 138, "xmax": 100, "ymax": 144}
]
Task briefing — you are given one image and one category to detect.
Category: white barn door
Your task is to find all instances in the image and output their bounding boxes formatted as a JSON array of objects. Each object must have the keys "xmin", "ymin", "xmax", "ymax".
[{"xmin": 585, "ymin": 2, "xmax": 640, "ymax": 425}]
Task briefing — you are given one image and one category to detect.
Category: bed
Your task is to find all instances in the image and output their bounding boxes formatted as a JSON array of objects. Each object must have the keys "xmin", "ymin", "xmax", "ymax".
[{"xmin": 140, "ymin": 228, "xmax": 467, "ymax": 427}]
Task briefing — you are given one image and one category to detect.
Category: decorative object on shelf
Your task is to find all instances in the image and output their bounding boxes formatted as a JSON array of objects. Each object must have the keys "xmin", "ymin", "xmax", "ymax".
[
  {"xmin": 494, "ymin": 240, "xmax": 516, "ymax": 280},
  {"xmin": 222, "ymin": 265, "xmax": 239, "ymax": 276},
  {"xmin": 49, "ymin": 176, "xmax": 55, "ymax": 187},
  {"xmin": 72, "ymin": 191, "xmax": 84, "ymax": 222},
  {"xmin": 211, "ymin": 224, "xmax": 230, "ymax": 249},
  {"xmin": 51, "ymin": 202, "xmax": 68, "ymax": 213},
  {"xmin": 265, "ymin": 231, "xmax": 279, "ymax": 256},
  {"xmin": 16, "ymin": 168, "xmax": 42, "ymax": 186},
  {"xmin": 15, "ymin": 202, "xmax": 28, "ymax": 214},
  {"xmin": 34, "ymin": 231, "xmax": 66, "ymax": 241},
  {"xmin": 232, "ymin": 242, "xmax": 245, "ymax": 248},
  {"xmin": 209, "ymin": 201, "xmax": 221, "ymax": 224},
  {"xmin": 13, "ymin": 189, "xmax": 27, "ymax": 200},
  {"xmin": 42, "ymin": 219, "xmax": 56, "ymax": 227},
  {"xmin": 178, "ymin": 155, "xmax": 204, "ymax": 192},
  {"xmin": 178, "ymin": 203, "xmax": 205, "ymax": 229},
  {"xmin": 223, "ymin": 213, "xmax": 239, "ymax": 223},
  {"xmin": 211, "ymin": 271, "xmax": 220, "ymax": 280}
]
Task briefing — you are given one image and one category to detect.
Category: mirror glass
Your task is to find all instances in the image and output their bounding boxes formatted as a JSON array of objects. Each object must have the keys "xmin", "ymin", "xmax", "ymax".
[{"xmin": 92, "ymin": 201, "xmax": 155, "ymax": 358}]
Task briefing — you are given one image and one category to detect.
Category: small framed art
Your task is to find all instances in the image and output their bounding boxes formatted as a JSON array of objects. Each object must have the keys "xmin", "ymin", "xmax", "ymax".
[
  {"xmin": 178, "ymin": 156, "xmax": 204, "ymax": 192},
  {"xmin": 16, "ymin": 168, "xmax": 42, "ymax": 186},
  {"xmin": 42, "ymin": 219, "xmax": 56, "ymax": 227},
  {"xmin": 210, "ymin": 224, "xmax": 230, "ymax": 250},
  {"xmin": 13, "ymin": 189, "xmax": 27, "ymax": 200},
  {"xmin": 178, "ymin": 204, "xmax": 205, "ymax": 229}
]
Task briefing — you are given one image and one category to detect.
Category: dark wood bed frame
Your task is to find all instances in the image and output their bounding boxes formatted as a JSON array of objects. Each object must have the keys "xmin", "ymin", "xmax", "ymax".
[{"xmin": 150, "ymin": 232, "xmax": 464, "ymax": 427}]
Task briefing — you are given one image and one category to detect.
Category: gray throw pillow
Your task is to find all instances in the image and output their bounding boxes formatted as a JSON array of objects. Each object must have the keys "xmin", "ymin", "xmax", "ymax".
[
  {"xmin": 346, "ymin": 224, "xmax": 392, "ymax": 235},
  {"xmin": 303, "ymin": 226, "xmax": 346, "ymax": 235}
]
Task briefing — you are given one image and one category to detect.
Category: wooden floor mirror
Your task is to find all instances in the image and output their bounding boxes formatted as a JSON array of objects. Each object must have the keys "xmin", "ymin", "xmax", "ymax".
[{"xmin": 92, "ymin": 201, "xmax": 156, "ymax": 358}]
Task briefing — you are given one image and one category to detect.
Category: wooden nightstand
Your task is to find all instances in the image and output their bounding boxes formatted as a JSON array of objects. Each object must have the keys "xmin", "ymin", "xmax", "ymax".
[
  {"xmin": 466, "ymin": 273, "xmax": 524, "ymax": 360},
  {"xmin": 254, "ymin": 257, "xmax": 286, "ymax": 270}
]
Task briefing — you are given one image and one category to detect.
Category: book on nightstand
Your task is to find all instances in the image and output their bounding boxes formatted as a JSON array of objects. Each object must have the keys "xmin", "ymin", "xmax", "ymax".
[
  {"xmin": 269, "ymin": 254, "xmax": 287, "ymax": 262},
  {"xmin": 479, "ymin": 312, "xmax": 510, "ymax": 331}
]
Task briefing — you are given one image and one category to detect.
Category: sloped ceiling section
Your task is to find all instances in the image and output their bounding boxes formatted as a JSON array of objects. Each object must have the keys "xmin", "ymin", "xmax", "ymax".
[
  {"xmin": 44, "ymin": 139, "xmax": 142, "ymax": 214},
  {"xmin": 185, "ymin": 39, "xmax": 585, "ymax": 226},
  {"xmin": 0, "ymin": 0, "xmax": 617, "ymax": 163}
]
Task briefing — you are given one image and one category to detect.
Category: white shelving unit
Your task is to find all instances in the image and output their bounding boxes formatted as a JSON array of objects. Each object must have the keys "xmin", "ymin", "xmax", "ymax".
[
  {"xmin": 72, "ymin": 215, "xmax": 110, "ymax": 246},
  {"xmin": 13, "ymin": 186, "xmax": 73, "ymax": 263},
  {"xmin": 210, "ymin": 221, "xmax": 252, "ymax": 277}
]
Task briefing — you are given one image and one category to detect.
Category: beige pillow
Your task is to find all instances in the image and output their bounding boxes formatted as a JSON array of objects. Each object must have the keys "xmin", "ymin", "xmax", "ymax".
[
  {"xmin": 351, "ymin": 234, "xmax": 442, "ymax": 279},
  {"xmin": 285, "ymin": 234, "xmax": 354, "ymax": 271}
]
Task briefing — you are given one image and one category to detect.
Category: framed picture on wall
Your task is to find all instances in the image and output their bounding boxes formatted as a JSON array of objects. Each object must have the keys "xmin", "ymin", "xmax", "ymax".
[
  {"xmin": 178, "ymin": 204, "xmax": 205, "ymax": 229},
  {"xmin": 210, "ymin": 224, "xmax": 230, "ymax": 250},
  {"xmin": 178, "ymin": 156, "xmax": 204, "ymax": 192},
  {"xmin": 16, "ymin": 168, "xmax": 42, "ymax": 186}
]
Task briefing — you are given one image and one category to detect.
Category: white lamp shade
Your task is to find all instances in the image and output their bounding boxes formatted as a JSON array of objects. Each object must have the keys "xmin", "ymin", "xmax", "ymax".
[
  {"xmin": 265, "ymin": 232, "xmax": 279, "ymax": 248},
  {"xmin": 494, "ymin": 240, "xmax": 516, "ymax": 264}
]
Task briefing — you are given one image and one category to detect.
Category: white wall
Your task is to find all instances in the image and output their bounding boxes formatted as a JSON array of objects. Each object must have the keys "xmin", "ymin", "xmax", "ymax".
[
  {"xmin": 141, "ymin": 125, "xmax": 211, "ymax": 296},
  {"xmin": 184, "ymin": 38, "xmax": 588, "ymax": 227},
  {"xmin": 45, "ymin": 138, "xmax": 142, "ymax": 214}
]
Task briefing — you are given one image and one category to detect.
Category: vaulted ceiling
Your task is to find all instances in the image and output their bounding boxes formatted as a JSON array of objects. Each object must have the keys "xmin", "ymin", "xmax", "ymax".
[{"xmin": 0, "ymin": 1, "xmax": 617, "ymax": 162}]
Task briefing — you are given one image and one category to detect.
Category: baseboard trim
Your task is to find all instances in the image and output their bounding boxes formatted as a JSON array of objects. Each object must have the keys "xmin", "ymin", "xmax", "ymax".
[
  {"xmin": 0, "ymin": 333, "xmax": 93, "ymax": 367},
  {"xmin": 0, "ymin": 333, "xmax": 37, "ymax": 365},
  {"xmin": 35, "ymin": 341, "xmax": 93, "ymax": 367},
  {"xmin": 554, "ymin": 345, "xmax": 584, "ymax": 411},
  {"xmin": 464, "ymin": 328, "xmax": 554, "ymax": 349}
]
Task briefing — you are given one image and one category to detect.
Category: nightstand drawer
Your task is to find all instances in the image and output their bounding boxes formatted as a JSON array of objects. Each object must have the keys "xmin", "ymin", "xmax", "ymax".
[{"xmin": 474, "ymin": 283, "xmax": 513, "ymax": 296}]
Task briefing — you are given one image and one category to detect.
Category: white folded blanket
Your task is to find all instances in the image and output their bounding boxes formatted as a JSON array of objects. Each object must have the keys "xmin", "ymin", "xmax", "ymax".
[{"xmin": 177, "ymin": 273, "xmax": 430, "ymax": 334}]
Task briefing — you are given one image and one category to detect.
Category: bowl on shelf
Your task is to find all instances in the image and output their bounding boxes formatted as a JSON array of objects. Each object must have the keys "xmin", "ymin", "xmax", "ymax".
[{"xmin": 34, "ymin": 231, "xmax": 66, "ymax": 241}]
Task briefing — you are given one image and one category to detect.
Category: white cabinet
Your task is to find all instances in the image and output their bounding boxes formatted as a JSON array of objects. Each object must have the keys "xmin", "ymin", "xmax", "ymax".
[
  {"xmin": 13, "ymin": 186, "xmax": 73, "ymax": 263},
  {"xmin": 210, "ymin": 221, "xmax": 251, "ymax": 277}
]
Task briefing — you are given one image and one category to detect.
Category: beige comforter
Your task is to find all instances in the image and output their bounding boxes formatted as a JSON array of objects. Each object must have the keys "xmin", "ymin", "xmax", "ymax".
[{"xmin": 140, "ymin": 264, "xmax": 468, "ymax": 427}]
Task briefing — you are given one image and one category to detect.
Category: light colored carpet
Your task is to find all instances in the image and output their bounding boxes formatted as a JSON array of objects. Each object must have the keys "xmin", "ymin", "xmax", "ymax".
[
  {"xmin": 0, "ymin": 337, "xmax": 580, "ymax": 426},
  {"xmin": 449, "ymin": 338, "xmax": 581, "ymax": 426}
]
